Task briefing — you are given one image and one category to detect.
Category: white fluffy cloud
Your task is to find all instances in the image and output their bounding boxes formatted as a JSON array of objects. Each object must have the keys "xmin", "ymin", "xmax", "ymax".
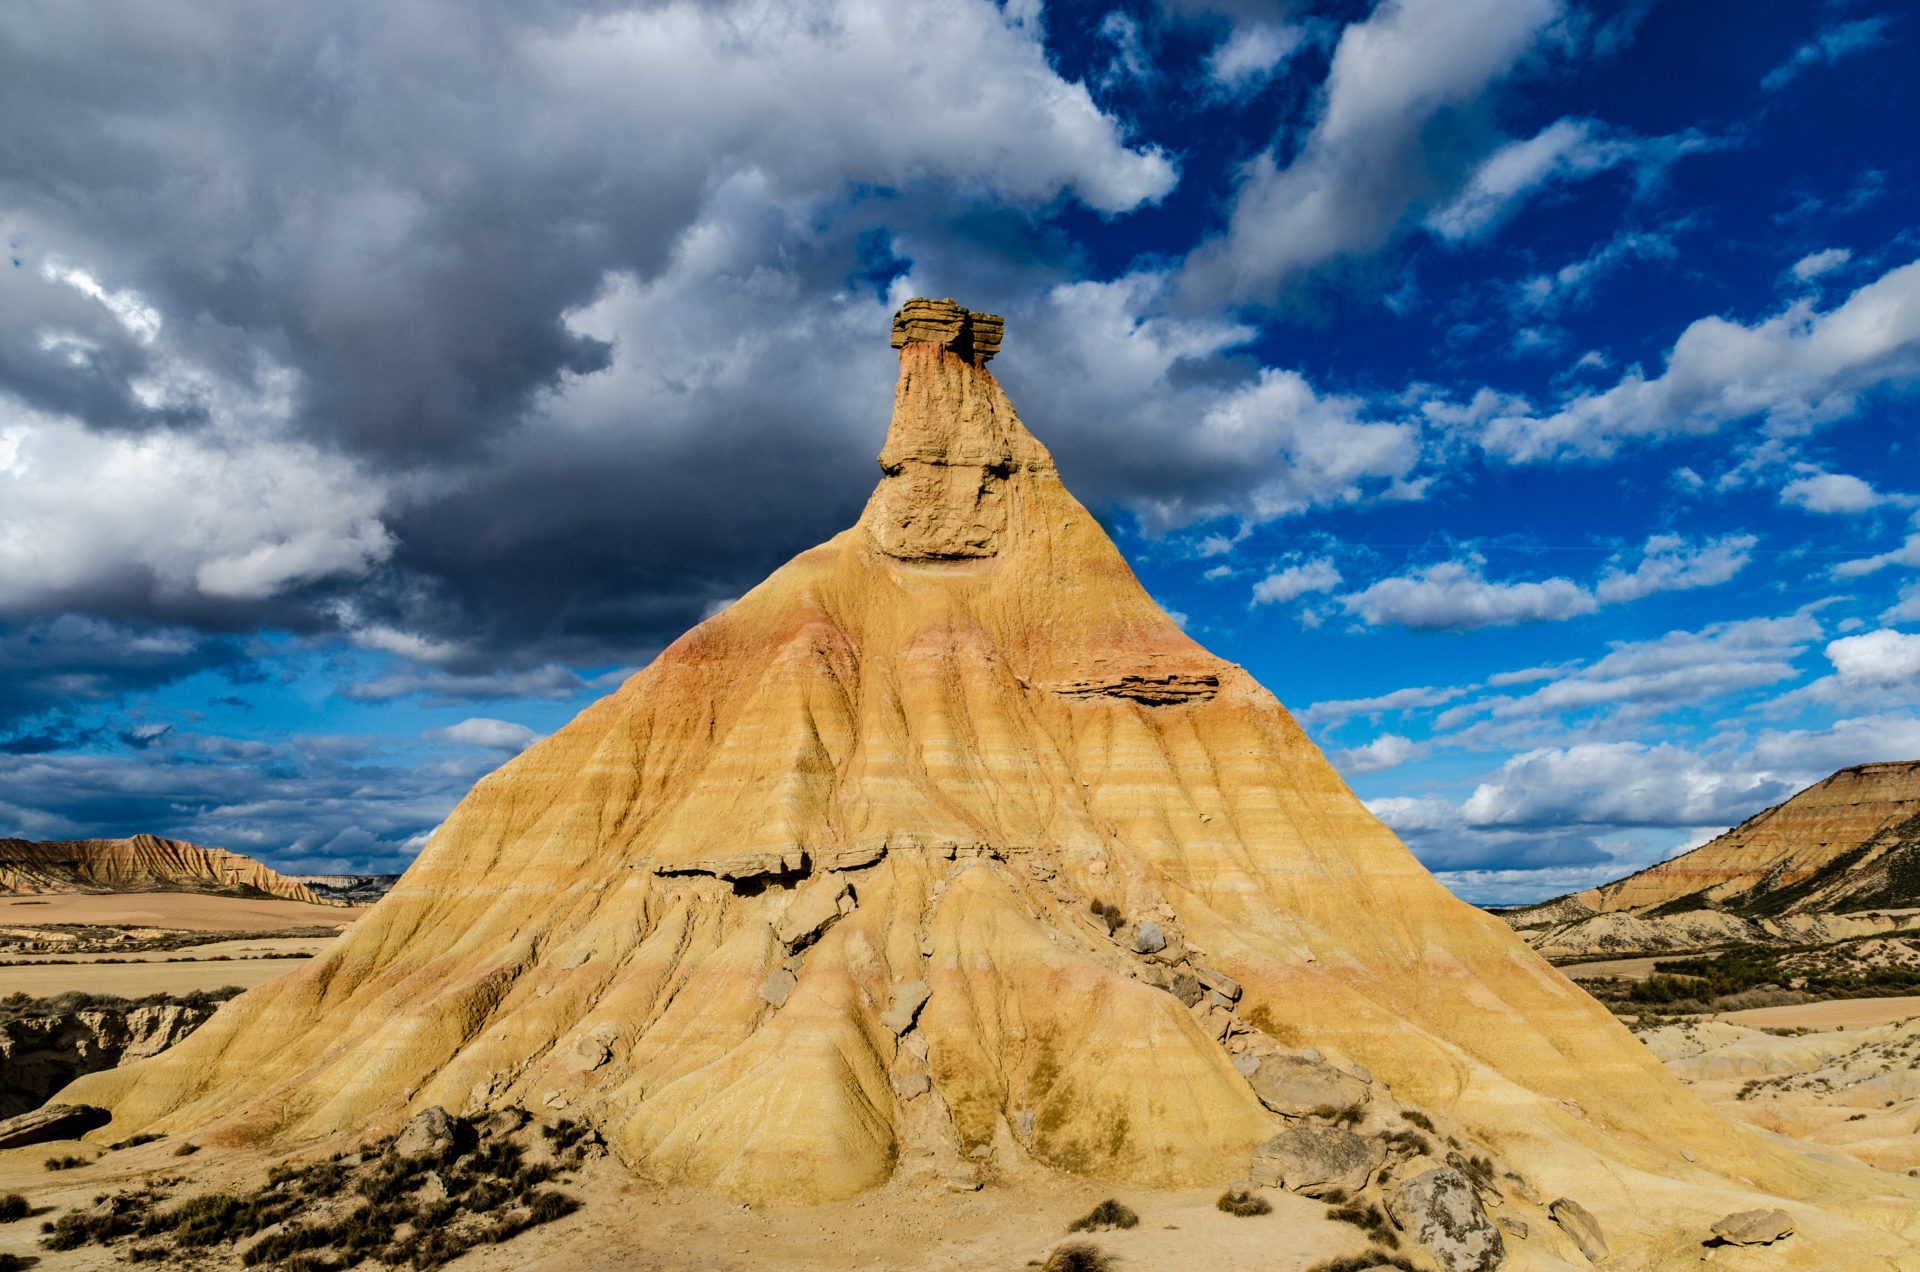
[
  {"xmin": 1780, "ymin": 469, "xmax": 1903, "ymax": 514},
  {"xmin": 426, "ymin": 717, "xmax": 545, "ymax": 752},
  {"xmin": 1833, "ymin": 533, "xmax": 1920, "ymax": 579},
  {"xmin": 1791, "ymin": 247, "xmax": 1852, "ymax": 281},
  {"xmin": 1251, "ymin": 557, "xmax": 1342, "ymax": 606},
  {"xmin": 1825, "ymin": 629, "xmax": 1920, "ymax": 687},
  {"xmin": 0, "ymin": 395, "xmax": 394, "ymax": 611},
  {"xmin": 1181, "ymin": 0, "xmax": 1562, "ymax": 303},
  {"xmin": 1475, "ymin": 259, "xmax": 1920, "ymax": 462},
  {"xmin": 1341, "ymin": 559, "xmax": 1595, "ymax": 630},
  {"xmin": 1339, "ymin": 534, "xmax": 1753, "ymax": 631},
  {"xmin": 1331, "ymin": 733, "xmax": 1417, "ymax": 774},
  {"xmin": 1457, "ymin": 742, "xmax": 1789, "ymax": 829},
  {"xmin": 1205, "ymin": 20, "xmax": 1309, "ymax": 97}
]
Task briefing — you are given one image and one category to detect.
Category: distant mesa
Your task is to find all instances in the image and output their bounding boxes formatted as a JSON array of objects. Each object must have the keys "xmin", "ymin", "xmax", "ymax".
[
  {"xmin": 0, "ymin": 834, "xmax": 341, "ymax": 907},
  {"xmin": 52, "ymin": 300, "xmax": 1920, "ymax": 1265},
  {"xmin": 1502, "ymin": 761, "xmax": 1920, "ymax": 959}
]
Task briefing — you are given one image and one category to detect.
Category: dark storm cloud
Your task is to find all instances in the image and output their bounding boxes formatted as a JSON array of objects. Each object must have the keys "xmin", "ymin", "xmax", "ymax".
[
  {"xmin": 0, "ymin": 0, "xmax": 1179, "ymax": 672},
  {"xmin": 0, "ymin": 617, "xmax": 246, "ymax": 734}
]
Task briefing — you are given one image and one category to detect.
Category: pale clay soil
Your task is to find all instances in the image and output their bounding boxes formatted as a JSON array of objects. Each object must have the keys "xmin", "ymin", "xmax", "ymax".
[{"xmin": 0, "ymin": 956, "xmax": 316, "ymax": 997}]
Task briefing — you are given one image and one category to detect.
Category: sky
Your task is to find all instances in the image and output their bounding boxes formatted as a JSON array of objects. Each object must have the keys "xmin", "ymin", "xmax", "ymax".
[{"xmin": 2, "ymin": 0, "xmax": 1916, "ymax": 904}]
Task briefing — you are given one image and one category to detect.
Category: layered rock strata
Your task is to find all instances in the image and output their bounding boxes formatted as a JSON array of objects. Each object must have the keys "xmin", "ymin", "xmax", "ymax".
[
  {"xmin": 59, "ymin": 302, "xmax": 1920, "ymax": 1266},
  {"xmin": 0, "ymin": 834, "xmax": 328, "ymax": 905},
  {"xmin": 1505, "ymin": 762, "xmax": 1920, "ymax": 955}
]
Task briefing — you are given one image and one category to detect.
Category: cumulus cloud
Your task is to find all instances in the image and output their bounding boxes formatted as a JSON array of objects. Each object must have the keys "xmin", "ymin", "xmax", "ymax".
[
  {"xmin": 1338, "ymin": 535, "xmax": 1751, "ymax": 631},
  {"xmin": 1824, "ymin": 629, "xmax": 1920, "ymax": 687},
  {"xmin": 1781, "ymin": 469, "xmax": 1912, "ymax": 514},
  {"xmin": 1593, "ymin": 533, "xmax": 1755, "ymax": 603},
  {"xmin": 1180, "ymin": 0, "xmax": 1563, "ymax": 304},
  {"xmin": 1341, "ymin": 558, "xmax": 1595, "ymax": 630},
  {"xmin": 1458, "ymin": 742, "xmax": 1790, "ymax": 830},
  {"xmin": 1331, "ymin": 733, "xmax": 1418, "ymax": 774},
  {"xmin": 0, "ymin": 0, "xmax": 1176, "ymax": 666},
  {"xmin": 1250, "ymin": 557, "xmax": 1342, "ymax": 606},
  {"xmin": 1472, "ymin": 258, "xmax": 1920, "ymax": 462},
  {"xmin": 1832, "ymin": 533, "xmax": 1920, "ymax": 578},
  {"xmin": 1761, "ymin": 17, "xmax": 1893, "ymax": 91},
  {"xmin": 426, "ymin": 717, "xmax": 545, "ymax": 752}
]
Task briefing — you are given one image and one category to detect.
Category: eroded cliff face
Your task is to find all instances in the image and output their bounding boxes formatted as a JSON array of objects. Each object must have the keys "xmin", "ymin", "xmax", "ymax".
[
  {"xmin": 1, "ymin": 1002, "xmax": 215, "ymax": 1118},
  {"xmin": 62, "ymin": 305, "xmax": 1920, "ymax": 1263},
  {"xmin": 0, "ymin": 834, "xmax": 329, "ymax": 905},
  {"xmin": 1505, "ymin": 763, "xmax": 1920, "ymax": 955}
]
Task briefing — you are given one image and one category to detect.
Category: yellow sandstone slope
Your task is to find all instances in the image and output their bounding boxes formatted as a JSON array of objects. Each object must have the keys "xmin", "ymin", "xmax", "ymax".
[
  {"xmin": 0, "ymin": 834, "xmax": 327, "ymax": 905},
  {"xmin": 67, "ymin": 302, "xmax": 1920, "ymax": 1265}
]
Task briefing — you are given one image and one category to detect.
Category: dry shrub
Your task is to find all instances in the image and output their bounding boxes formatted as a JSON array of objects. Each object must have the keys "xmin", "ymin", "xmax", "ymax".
[
  {"xmin": 1044, "ymin": 1242, "xmax": 1113, "ymax": 1272},
  {"xmin": 0, "ymin": 1193, "xmax": 28, "ymax": 1222},
  {"xmin": 1398, "ymin": 1110, "xmax": 1434, "ymax": 1132},
  {"xmin": 1217, "ymin": 1188, "xmax": 1271, "ymax": 1217},
  {"xmin": 1067, "ymin": 1199, "xmax": 1138, "ymax": 1232}
]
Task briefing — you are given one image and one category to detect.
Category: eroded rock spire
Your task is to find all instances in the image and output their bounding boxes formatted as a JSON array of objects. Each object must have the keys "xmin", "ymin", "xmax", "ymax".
[{"xmin": 888, "ymin": 297, "xmax": 1003, "ymax": 365}]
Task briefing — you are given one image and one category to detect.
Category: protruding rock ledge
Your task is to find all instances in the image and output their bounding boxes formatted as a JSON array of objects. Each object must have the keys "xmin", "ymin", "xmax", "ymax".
[{"xmin": 890, "ymin": 297, "xmax": 1003, "ymax": 364}]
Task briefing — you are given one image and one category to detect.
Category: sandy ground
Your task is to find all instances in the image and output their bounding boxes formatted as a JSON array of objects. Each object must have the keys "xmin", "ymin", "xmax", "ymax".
[
  {"xmin": 0, "ymin": 893, "xmax": 361, "ymax": 930},
  {"xmin": 0, "ymin": 1137, "xmax": 1374, "ymax": 1272},
  {"xmin": 0, "ymin": 957, "xmax": 312, "ymax": 997},
  {"xmin": 6, "ymin": 935, "xmax": 334, "ymax": 963},
  {"xmin": 1715, "ymin": 995, "xmax": 1920, "ymax": 1030}
]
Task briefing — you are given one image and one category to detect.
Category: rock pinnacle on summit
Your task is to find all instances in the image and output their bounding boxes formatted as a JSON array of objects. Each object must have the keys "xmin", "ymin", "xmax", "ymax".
[{"xmin": 57, "ymin": 300, "xmax": 1920, "ymax": 1265}]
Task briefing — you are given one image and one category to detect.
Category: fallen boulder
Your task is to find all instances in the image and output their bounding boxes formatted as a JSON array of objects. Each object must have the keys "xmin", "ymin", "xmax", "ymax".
[
  {"xmin": 1387, "ymin": 1167, "xmax": 1505, "ymax": 1272},
  {"xmin": 1711, "ymin": 1208, "xmax": 1794, "ymax": 1246},
  {"xmin": 775, "ymin": 878, "xmax": 854, "ymax": 951},
  {"xmin": 1241, "ymin": 1053, "xmax": 1370, "ymax": 1117},
  {"xmin": 1131, "ymin": 921, "xmax": 1166, "ymax": 954},
  {"xmin": 393, "ymin": 1105, "xmax": 455, "ymax": 1157},
  {"xmin": 1249, "ymin": 1124, "xmax": 1384, "ymax": 1196},
  {"xmin": 0, "ymin": 1102, "xmax": 111, "ymax": 1149},
  {"xmin": 1548, "ymin": 1197, "xmax": 1609, "ymax": 1263}
]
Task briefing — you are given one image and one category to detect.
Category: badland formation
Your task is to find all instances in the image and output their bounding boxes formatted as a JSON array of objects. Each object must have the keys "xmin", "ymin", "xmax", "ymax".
[{"xmin": 11, "ymin": 300, "xmax": 1920, "ymax": 1270}]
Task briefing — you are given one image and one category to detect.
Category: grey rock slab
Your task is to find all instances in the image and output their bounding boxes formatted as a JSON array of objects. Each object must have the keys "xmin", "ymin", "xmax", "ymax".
[
  {"xmin": 1131, "ymin": 921, "xmax": 1166, "ymax": 954},
  {"xmin": 1387, "ymin": 1167, "xmax": 1506, "ymax": 1272},
  {"xmin": 759, "ymin": 968, "xmax": 798, "ymax": 1008},
  {"xmin": 1249, "ymin": 1124, "xmax": 1385, "ymax": 1196},
  {"xmin": 1244, "ymin": 1054, "xmax": 1371, "ymax": 1117},
  {"xmin": 394, "ymin": 1105, "xmax": 455, "ymax": 1157},
  {"xmin": 1498, "ymin": 1217, "xmax": 1528, "ymax": 1240},
  {"xmin": 1711, "ymin": 1208, "xmax": 1794, "ymax": 1246},
  {"xmin": 775, "ymin": 879, "xmax": 852, "ymax": 951},
  {"xmin": 1549, "ymin": 1197, "xmax": 1609, "ymax": 1262},
  {"xmin": 881, "ymin": 979, "xmax": 932, "ymax": 1035},
  {"xmin": 0, "ymin": 1102, "xmax": 111, "ymax": 1149},
  {"xmin": 1194, "ymin": 968, "xmax": 1241, "ymax": 1000},
  {"xmin": 892, "ymin": 1073, "xmax": 931, "ymax": 1100}
]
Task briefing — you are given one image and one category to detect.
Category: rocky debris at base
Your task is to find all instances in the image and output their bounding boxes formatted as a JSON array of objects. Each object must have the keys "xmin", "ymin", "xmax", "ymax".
[
  {"xmin": 0, "ymin": 1101, "xmax": 111, "ymax": 1149},
  {"xmin": 1250, "ymin": 1123, "xmax": 1384, "ymax": 1196},
  {"xmin": 774, "ymin": 878, "xmax": 854, "ymax": 951},
  {"xmin": 394, "ymin": 1105, "xmax": 457, "ymax": 1157},
  {"xmin": 1549, "ymin": 1196, "xmax": 1609, "ymax": 1262},
  {"xmin": 1240, "ymin": 1052, "xmax": 1371, "ymax": 1117},
  {"xmin": 1130, "ymin": 921, "xmax": 1166, "ymax": 954},
  {"xmin": 881, "ymin": 980, "xmax": 931, "ymax": 1035},
  {"xmin": 758, "ymin": 968, "xmax": 798, "ymax": 1008},
  {"xmin": 1387, "ymin": 1166, "xmax": 1505, "ymax": 1272},
  {"xmin": 1711, "ymin": 1208, "xmax": 1795, "ymax": 1245}
]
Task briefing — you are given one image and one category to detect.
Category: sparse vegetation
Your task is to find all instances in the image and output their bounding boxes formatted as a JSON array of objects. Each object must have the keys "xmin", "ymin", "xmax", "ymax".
[
  {"xmin": 1398, "ymin": 1110, "xmax": 1434, "ymax": 1132},
  {"xmin": 38, "ymin": 1112, "xmax": 590, "ymax": 1270},
  {"xmin": 0, "ymin": 1192, "xmax": 29, "ymax": 1222},
  {"xmin": 1217, "ymin": 1187, "xmax": 1271, "ymax": 1216},
  {"xmin": 1306, "ymin": 1254, "xmax": 1417, "ymax": 1272},
  {"xmin": 1325, "ymin": 1200, "xmax": 1398, "ymax": 1248},
  {"xmin": 44, "ymin": 1155, "xmax": 88, "ymax": 1171},
  {"xmin": 0, "ymin": 1252, "xmax": 31, "ymax": 1271},
  {"xmin": 173, "ymin": 1142, "xmax": 201, "ymax": 1156},
  {"xmin": 1043, "ymin": 1242, "xmax": 1114, "ymax": 1272},
  {"xmin": 1088, "ymin": 899, "xmax": 1125, "ymax": 936},
  {"xmin": 1067, "ymin": 1198, "xmax": 1138, "ymax": 1232},
  {"xmin": 0, "ymin": 986, "xmax": 246, "ymax": 1023},
  {"xmin": 112, "ymin": 1132, "xmax": 166, "ymax": 1150}
]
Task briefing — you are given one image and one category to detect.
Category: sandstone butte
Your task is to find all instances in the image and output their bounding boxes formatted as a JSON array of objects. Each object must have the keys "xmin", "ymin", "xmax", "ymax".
[
  {"xmin": 0, "ymin": 833, "xmax": 329, "ymax": 906},
  {"xmin": 62, "ymin": 300, "xmax": 1920, "ymax": 1266}
]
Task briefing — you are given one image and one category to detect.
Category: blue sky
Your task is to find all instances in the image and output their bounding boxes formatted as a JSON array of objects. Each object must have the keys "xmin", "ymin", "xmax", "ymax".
[{"xmin": 2, "ymin": 0, "xmax": 1916, "ymax": 903}]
